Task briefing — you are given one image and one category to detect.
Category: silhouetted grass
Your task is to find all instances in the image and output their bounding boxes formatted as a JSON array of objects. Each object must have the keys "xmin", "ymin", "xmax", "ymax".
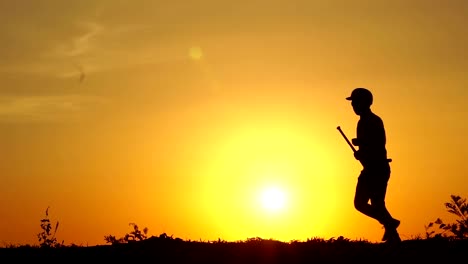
[
  {"xmin": 104, "ymin": 223, "xmax": 149, "ymax": 245},
  {"xmin": 2, "ymin": 196, "xmax": 468, "ymax": 263},
  {"xmin": 1, "ymin": 235, "xmax": 467, "ymax": 263},
  {"xmin": 37, "ymin": 206, "xmax": 63, "ymax": 248}
]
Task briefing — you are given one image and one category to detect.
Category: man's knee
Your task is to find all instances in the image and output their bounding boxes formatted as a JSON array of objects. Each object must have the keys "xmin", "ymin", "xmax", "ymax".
[
  {"xmin": 354, "ymin": 198, "xmax": 366, "ymax": 212},
  {"xmin": 371, "ymin": 200, "xmax": 385, "ymax": 208},
  {"xmin": 370, "ymin": 197, "xmax": 386, "ymax": 208}
]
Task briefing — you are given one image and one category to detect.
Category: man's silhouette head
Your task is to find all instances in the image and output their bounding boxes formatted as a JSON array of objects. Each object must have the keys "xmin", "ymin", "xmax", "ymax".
[{"xmin": 346, "ymin": 88, "xmax": 373, "ymax": 116}]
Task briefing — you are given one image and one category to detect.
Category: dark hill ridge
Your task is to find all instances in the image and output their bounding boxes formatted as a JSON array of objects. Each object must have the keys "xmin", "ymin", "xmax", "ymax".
[{"xmin": 1, "ymin": 236, "xmax": 467, "ymax": 263}]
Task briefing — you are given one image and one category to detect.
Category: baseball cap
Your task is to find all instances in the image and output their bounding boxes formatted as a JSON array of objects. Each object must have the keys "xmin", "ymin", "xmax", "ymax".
[{"xmin": 346, "ymin": 88, "xmax": 373, "ymax": 105}]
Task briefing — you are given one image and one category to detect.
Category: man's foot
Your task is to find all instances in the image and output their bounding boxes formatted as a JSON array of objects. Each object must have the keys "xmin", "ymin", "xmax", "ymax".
[
  {"xmin": 382, "ymin": 219, "xmax": 400, "ymax": 241},
  {"xmin": 384, "ymin": 228, "xmax": 401, "ymax": 244},
  {"xmin": 382, "ymin": 229, "xmax": 389, "ymax": 241}
]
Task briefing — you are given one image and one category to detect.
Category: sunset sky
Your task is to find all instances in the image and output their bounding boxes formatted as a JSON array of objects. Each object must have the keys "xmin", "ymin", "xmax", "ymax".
[{"xmin": 1, "ymin": 0, "xmax": 467, "ymax": 246}]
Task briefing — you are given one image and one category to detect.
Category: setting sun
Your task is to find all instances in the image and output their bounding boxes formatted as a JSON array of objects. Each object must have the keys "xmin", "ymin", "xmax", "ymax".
[{"xmin": 260, "ymin": 186, "xmax": 287, "ymax": 212}]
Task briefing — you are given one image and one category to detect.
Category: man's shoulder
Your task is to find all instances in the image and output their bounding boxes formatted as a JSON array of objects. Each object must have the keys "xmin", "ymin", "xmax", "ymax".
[
  {"xmin": 370, "ymin": 112, "xmax": 383, "ymax": 122},
  {"xmin": 359, "ymin": 112, "xmax": 384, "ymax": 126}
]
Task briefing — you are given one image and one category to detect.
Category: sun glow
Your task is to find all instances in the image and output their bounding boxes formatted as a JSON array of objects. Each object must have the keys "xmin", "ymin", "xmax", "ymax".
[
  {"xmin": 260, "ymin": 186, "xmax": 287, "ymax": 212},
  {"xmin": 196, "ymin": 117, "xmax": 338, "ymax": 241}
]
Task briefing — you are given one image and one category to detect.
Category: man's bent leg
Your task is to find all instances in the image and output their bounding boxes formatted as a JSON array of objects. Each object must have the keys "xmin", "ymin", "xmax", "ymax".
[
  {"xmin": 370, "ymin": 177, "xmax": 398, "ymax": 227},
  {"xmin": 354, "ymin": 176, "xmax": 382, "ymax": 222},
  {"xmin": 370, "ymin": 177, "xmax": 400, "ymax": 242}
]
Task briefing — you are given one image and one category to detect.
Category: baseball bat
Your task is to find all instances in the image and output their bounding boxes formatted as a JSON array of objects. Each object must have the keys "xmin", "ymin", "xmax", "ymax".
[{"xmin": 337, "ymin": 126, "xmax": 356, "ymax": 153}]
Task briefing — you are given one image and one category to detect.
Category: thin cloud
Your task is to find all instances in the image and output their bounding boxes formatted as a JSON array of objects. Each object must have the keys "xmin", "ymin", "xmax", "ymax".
[
  {"xmin": 0, "ymin": 95, "xmax": 106, "ymax": 123},
  {"xmin": 0, "ymin": 21, "xmax": 103, "ymax": 78},
  {"xmin": 0, "ymin": 15, "xmax": 204, "ymax": 82},
  {"xmin": 52, "ymin": 21, "xmax": 103, "ymax": 58}
]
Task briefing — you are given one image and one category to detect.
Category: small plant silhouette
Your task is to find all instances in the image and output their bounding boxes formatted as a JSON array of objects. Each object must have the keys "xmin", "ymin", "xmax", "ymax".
[
  {"xmin": 37, "ymin": 206, "xmax": 63, "ymax": 248},
  {"xmin": 124, "ymin": 223, "xmax": 148, "ymax": 242},
  {"xmin": 425, "ymin": 194, "xmax": 468, "ymax": 239},
  {"xmin": 103, "ymin": 234, "xmax": 124, "ymax": 245},
  {"xmin": 104, "ymin": 223, "xmax": 149, "ymax": 245}
]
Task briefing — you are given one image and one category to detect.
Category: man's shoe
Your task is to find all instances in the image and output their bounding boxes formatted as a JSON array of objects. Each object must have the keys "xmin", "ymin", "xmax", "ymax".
[
  {"xmin": 385, "ymin": 229, "xmax": 402, "ymax": 244},
  {"xmin": 382, "ymin": 219, "xmax": 400, "ymax": 241},
  {"xmin": 382, "ymin": 228, "xmax": 389, "ymax": 241}
]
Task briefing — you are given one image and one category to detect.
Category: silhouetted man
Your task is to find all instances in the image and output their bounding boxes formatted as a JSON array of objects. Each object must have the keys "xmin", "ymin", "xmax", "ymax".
[{"xmin": 346, "ymin": 88, "xmax": 401, "ymax": 243}]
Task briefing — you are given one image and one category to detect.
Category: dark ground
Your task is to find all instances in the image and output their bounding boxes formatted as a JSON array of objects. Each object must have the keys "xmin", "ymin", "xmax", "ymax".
[{"xmin": 1, "ymin": 236, "xmax": 467, "ymax": 263}]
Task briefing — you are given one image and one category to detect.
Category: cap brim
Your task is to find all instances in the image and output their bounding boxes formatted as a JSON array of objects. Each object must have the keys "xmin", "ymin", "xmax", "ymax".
[{"xmin": 346, "ymin": 97, "xmax": 352, "ymax": 100}]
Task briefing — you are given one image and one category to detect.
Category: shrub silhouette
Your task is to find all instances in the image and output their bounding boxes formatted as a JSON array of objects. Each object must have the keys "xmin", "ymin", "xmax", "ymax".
[
  {"xmin": 425, "ymin": 194, "xmax": 468, "ymax": 239},
  {"xmin": 37, "ymin": 206, "xmax": 63, "ymax": 248},
  {"xmin": 104, "ymin": 223, "xmax": 149, "ymax": 245}
]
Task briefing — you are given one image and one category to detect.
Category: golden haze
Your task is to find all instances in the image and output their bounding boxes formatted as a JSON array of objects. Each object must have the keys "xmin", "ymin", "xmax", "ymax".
[{"xmin": 0, "ymin": 1, "xmax": 467, "ymax": 246}]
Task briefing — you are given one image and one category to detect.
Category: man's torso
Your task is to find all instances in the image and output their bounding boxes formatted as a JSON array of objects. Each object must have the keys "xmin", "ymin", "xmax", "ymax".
[{"xmin": 357, "ymin": 111, "xmax": 388, "ymax": 169}]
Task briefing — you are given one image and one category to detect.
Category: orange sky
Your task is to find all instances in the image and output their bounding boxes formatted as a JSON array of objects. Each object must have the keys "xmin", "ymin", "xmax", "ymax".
[{"xmin": 1, "ymin": 0, "xmax": 467, "ymax": 246}]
